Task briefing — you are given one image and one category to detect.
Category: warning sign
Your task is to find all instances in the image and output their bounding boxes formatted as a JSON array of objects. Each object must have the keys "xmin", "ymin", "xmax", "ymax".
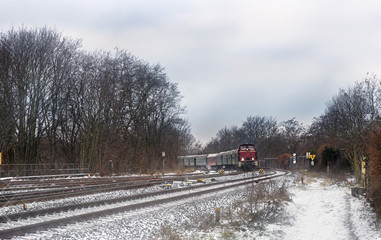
[{"xmin": 310, "ymin": 155, "xmax": 316, "ymax": 161}]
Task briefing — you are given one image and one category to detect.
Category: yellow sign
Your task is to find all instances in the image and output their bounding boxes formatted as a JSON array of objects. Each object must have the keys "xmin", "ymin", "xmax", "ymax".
[
  {"xmin": 0, "ymin": 152, "xmax": 2, "ymax": 165},
  {"xmin": 310, "ymin": 155, "xmax": 316, "ymax": 161},
  {"xmin": 361, "ymin": 160, "xmax": 366, "ymax": 174}
]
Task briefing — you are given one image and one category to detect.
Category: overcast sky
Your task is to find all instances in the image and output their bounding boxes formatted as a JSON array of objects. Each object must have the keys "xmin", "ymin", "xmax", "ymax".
[{"xmin": 1, "ymin": 0, "xmax": 381, "ymax": 143}]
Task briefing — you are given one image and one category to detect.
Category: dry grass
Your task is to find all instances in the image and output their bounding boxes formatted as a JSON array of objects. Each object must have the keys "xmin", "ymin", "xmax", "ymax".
[
  {"xmin": 156, "ymin": 179, "xmax": 292, "ymax": 239},
  {"xmin": 174, "ymin": 167, "xmax": 195, "ymax": 175},
  {"xmin": 296, "ymin": 170, "xmax": 350, "ymax": 185},
  {"xmin": 222, "ymin": 179, "xmax": 292, "ymax": 230},
  {"xmin": 156, "ymin": 225, "xmax": 181, "ymax": 240}
]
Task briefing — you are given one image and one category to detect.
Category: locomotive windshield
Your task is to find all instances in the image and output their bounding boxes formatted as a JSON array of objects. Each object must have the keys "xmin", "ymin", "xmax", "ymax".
[{"xmin": 239, "ymin": 144, "xmax": 255, "ymax": 151}]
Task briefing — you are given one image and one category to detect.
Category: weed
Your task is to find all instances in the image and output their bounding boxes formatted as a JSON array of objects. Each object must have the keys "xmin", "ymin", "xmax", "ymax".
[
  {"xmin": 156, "ymin": 225, "xmax": 181, "ymax": 240},
  {"xmin": 162, "ymin": 178, "xmax": 292, "ymax": 238},
  {"xmin": 220, "ymin": 228, "xmax": 236, "ymax": 239}
]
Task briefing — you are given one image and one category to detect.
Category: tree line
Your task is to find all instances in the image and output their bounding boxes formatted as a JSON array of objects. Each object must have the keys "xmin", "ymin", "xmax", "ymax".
[
  {"xmin": 202, "ymin": 116, "xmax": 304, "ymax": 159},
  {"xmin": 200, "ymin": 73, "xmax": 381, "ymax": 217},
  {"xmin": 201, "ymin": 74, "xmax": 379, "ymax": 176},
  {"xmin": 0, "ymin": 27, "xmax": 194, "ymax": 173}
]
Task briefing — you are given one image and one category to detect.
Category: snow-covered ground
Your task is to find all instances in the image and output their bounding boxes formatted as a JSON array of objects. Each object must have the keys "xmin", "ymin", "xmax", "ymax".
[
  {"xmin": 11, "ymin": 173, "xmax": 381, "ymax": 239},
  {"xmin": 261, "ymin": 176, "xmax": 380, "ymax": 240}
]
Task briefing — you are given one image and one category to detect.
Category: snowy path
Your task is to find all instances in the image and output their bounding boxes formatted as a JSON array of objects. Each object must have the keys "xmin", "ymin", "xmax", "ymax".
[
  {"xmin": 265, "ymin": 177, "xmax": 380, "ymax": 240},
  {"xmin": 284, "ymin": 180, "xmax": 356, "ymax": 239}
]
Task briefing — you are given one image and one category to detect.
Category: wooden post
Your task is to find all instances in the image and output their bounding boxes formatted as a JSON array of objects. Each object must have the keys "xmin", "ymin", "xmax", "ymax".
[
  {"xmin": 215, "ymin": 207, "xmax": 221, "ymax": 223},
  {"xmin": 108, "ymin": 160, "xmax": 113, "ymax": 174}
]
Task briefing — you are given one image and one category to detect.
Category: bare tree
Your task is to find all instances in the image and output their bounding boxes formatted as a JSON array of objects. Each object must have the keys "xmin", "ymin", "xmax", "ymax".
[
  {"xmin": 240, "ymin": 116, "xmax": 279, "ymax": 158},
  {"xmin": 0, "ymin": 27, "xmax": 191, "ymax": 174},
  {"xmin": 0, "ymin": 27, "xmax": 81, "ymax": 164},
  {"xmin": 308, "ymin": 76, "xmax": 381, "ymax": 180},
  {"xmin": 280, "ymin": 117, "xmax": 305, "ymax": 153}
]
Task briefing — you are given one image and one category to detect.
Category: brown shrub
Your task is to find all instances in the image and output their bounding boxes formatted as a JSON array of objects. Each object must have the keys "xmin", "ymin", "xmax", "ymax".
[
  {"xmin": 278, "ymin": 153, "xmax": 292, "ymax": 169},
  {"xmin": 316, "ymin": 144, "xmax": 330, "ymax": 170},
  {"xmin": 366, "ymin": 126, "xmax": 381, "ymax": 219}
]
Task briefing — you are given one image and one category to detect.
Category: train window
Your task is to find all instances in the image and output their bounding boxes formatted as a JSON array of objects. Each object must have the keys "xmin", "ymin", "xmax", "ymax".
[
  {"xmin": 248, "ymin": 145, "xmax": 254, "ymax": 150},
  {"xmin": 240, "ymin": 146, "xmax": 247, "ymax": 150}
]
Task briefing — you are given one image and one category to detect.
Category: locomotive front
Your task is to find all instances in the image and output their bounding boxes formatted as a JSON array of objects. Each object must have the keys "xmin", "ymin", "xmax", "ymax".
[{"xmin": 237, "ymin": 144, "xmax": 258, "ymax": 169}]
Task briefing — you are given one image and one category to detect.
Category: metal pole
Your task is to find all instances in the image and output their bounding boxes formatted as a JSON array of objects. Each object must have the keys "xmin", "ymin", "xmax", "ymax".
[{"xmin": 162, "ymin": 152, "xmax": 165, "ymax": 175}]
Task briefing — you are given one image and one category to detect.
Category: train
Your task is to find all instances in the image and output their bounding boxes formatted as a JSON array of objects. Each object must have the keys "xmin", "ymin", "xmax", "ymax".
[{"xmin": 178, "ymin": 143, "xmax": 260, "ymax": 170}]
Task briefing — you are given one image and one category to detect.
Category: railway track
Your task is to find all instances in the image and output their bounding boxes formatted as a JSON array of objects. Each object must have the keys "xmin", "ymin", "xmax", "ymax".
[
  {"xmin": 0, "ymin": 170, "xmax": 288, "ymax": 239},
  {"xmin": 0, "ymin": 172, "xmax": 203, "ymax": 190},
  {"xmin": 0, "ymin": 172, "xmax": 239, "ymax": 206}
]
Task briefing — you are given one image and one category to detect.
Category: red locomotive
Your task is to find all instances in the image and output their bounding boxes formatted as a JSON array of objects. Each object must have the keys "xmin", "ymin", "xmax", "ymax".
[{"xmin": 237, "ymin": 143, "xmax": 258, "ymax": 169}]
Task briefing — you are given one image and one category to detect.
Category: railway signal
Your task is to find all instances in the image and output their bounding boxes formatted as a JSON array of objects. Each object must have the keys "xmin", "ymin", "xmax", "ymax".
[{"xmin": 310, "ymin": 154, "xmax": 315, "ymax": 166}]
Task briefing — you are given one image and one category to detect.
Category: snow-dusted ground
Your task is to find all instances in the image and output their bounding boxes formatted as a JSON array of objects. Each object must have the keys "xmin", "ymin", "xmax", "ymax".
[
  {"xmin": 260, "ymin": 176, "xmax": 380, "ymax": 240},
  {"xmin": 9, "ymin": 173, "xmax": 381, "ymax": 239}
]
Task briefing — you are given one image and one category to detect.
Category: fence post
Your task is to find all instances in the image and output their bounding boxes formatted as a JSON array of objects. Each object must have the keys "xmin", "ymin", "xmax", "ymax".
[{"xmin": 108, "ymin": 160, "xmax": 113, "ymax": 174}]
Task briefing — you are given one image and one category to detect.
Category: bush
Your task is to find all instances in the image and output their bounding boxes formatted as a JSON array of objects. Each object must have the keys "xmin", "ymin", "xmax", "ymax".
[
  {"xmin": 156, "ymin": 225, "xmax": 181, "ymax": 240},
  {"xmin": 222, "ymin": 179, "xmax": 291, "ymax": 229},
  {"xmin": 278, "ymin": 154, "xmax": 292, "ymax": 169},
  {"xmin": 367, "ymin": 127, "xmax": 381, "ymax": 219},
  {"xmin": 162, "ymin": 179, "xmax": 292, "ymax": 239}
]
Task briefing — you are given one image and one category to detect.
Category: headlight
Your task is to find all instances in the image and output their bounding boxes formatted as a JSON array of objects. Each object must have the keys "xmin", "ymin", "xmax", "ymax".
[
  {"xmin": 241, "ymin": 158, "xmax": 244, "ymax": 161},
  {"xmin": 252, "ymin": 158, "xmax": 254, "ymax": 160}
]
